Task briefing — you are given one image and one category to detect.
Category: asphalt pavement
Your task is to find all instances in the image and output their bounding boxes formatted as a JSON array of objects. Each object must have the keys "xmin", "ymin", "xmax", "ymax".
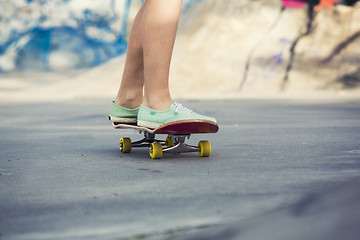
[{"xmin": 1, "ymin": 99, "xmax": 360, "ymax": 240}]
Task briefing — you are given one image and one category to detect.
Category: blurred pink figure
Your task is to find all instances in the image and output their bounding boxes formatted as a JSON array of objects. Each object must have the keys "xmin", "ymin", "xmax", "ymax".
[{"xmin": 281, "ymin": 0, "xmax": 307, "ymax": 8}]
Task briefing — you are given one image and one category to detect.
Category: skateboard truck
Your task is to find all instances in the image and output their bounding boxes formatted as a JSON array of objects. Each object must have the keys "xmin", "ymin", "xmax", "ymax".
[{"xmin": 158, "ymin": 135, "xmax": 199, "ymax": 154}]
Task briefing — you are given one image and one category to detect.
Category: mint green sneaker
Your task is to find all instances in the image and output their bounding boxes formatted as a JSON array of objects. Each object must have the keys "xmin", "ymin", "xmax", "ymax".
[
  {"xmin": 137, "ymin": 101, "xmax": 217, "ymax": 129},
  {"xmin": 108, "ymin": 101, "xmax": 140, "ymax": 126}
]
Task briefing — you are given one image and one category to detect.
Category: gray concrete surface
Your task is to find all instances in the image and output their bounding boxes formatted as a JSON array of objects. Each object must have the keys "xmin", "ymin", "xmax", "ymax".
[
  {"xmin": 175, "ymin": 179, "xmax": 360, "ymax": 240},
  {"xmin": 1, "ymin": 99, "xmax": 360, "ymax": 240}
]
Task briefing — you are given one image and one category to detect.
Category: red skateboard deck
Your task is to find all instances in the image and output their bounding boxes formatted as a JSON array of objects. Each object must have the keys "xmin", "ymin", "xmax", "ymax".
[{"xmin": 113, "ymin": 120, "xmax": 219, "ymax": 135}]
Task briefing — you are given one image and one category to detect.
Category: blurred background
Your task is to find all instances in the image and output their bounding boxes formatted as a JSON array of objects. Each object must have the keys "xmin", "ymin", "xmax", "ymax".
[{"xmin": 0, "ymin": 0, "xmax": 359, "ymax": 103}]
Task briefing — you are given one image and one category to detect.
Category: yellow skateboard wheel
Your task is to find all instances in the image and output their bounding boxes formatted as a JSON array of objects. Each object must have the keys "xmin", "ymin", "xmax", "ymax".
[
  {"xmin": 149, "ymin": 142, "xmax": 163, "ymax": 159},
  {"xmin": 198, "ymin": 140, "xmax": 211, "ymax": 157},
  {"xmin": 165, "ymin": 136, "xmax": 175, "ymax": 147},
  {"xmin": 119, "ymin": 137, "xmax": 132, "ymax": 153}
]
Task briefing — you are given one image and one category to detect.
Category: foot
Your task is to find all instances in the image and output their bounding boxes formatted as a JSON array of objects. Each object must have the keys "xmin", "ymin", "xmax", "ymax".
[
  {"xmin": 137, "ymin": 101, "xmax": 217, "ymax": 129},
  {"xmin": 108, "ymin": 101, "xmax": 140, "ymax": 126}
]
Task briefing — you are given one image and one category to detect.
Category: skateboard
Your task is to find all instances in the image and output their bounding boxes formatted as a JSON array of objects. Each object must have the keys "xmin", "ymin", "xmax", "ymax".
[{"xmin": 113, "ymin": 120, "xmax": 219, "ymax": 159}]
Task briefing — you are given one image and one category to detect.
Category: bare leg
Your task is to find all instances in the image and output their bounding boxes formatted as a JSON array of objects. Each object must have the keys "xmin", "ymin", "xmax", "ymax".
[
  {"xmin": 114, "ymin": 1, "xmax": 148, "ymax": 109},
  {"xmin": 114, "ymin": 0, "xmax": 182, "ymax": 111},
  {"xmin": 142, "ymin": 0, "xmax": 182, "ymax": 110}
]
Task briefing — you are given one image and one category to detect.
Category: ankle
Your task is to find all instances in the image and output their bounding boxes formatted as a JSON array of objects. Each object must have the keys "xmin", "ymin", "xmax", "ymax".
[
  {"xmin": 115, "ymin": 91, "xmax": 143, "ymax": 109},
  {"xmin": 142, "ymin": 96, "xmax": 172, "ymax": 111}
]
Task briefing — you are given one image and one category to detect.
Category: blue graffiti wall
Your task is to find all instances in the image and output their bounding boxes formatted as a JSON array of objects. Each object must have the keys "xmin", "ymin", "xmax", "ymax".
[{"xmin": 0, "ymin": 0, "xmax": 200, "ymax": 72}]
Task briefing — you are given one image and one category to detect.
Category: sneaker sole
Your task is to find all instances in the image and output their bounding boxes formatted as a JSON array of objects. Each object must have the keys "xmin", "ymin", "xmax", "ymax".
[
  {"xmin": 137, "ymin": 120, "xmax": 161, "ymax": 129},
  {"xmin": 137, "ymin": 119, "xmax": 217, "ymax": 131},
  {"xmin": 109, "ymin": 116, "xmax": 137, "ymax": 125}
]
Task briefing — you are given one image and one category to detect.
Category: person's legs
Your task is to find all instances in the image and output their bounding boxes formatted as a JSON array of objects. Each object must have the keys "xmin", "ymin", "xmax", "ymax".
[
  {"xmin": 114, "ymin": 0, "xmax": 181, "ymax": 111},
  {"xmin": 110, "ymin": 0, "xmax": 217, "ymax": 128},
  {"xmin": 141, "ymin": 0, "xmax": 182, "ymax": 111},
  {"xmin": 114, "ymin": 0, "xmax": 149, "ymax": 109}
]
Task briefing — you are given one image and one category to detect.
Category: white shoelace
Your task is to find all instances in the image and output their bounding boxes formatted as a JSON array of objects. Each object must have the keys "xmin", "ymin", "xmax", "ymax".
[{"xmin": 174, "ymin": 101, "xmax": 193, "ymax": 114}]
